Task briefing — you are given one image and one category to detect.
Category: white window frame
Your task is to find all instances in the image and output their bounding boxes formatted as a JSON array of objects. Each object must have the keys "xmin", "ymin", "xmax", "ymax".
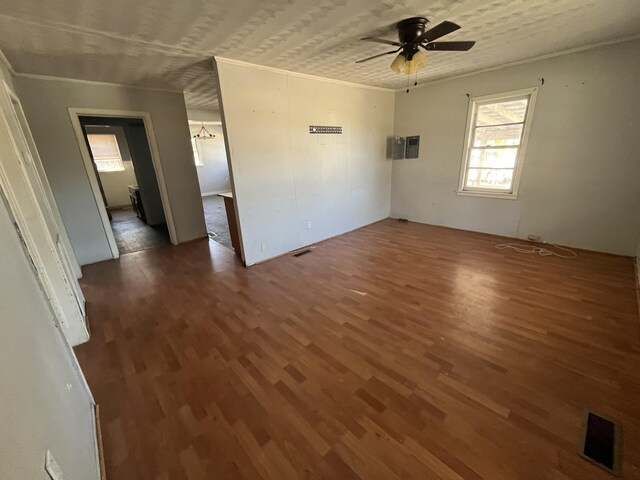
[
  {"xmin": 457, "ymin": 87, "xmax": 538, "ymax": 199},
  {"xmin": 87, "ymin": 133, "xmax": 126, "ymax": 173},
  {"xmin": 191, "ymin": 137, "xmax": 203, "ymax": 166}
]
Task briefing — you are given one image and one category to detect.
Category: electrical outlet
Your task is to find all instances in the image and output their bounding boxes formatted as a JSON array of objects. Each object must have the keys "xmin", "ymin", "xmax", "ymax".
[
  {"xmin": 306, "ymin": 221, "xmax": 312, "ymax": 229},
  {"xmin": 261, "ymin": 243, "xmax": 267, "ymax": 252},
  {"xmin": 527, "ymin": 234, "xmax": 542, "ymax": 242},
  {"xmin": 45, "ymin": 450, "xmax": 63, "ymax": 480}
]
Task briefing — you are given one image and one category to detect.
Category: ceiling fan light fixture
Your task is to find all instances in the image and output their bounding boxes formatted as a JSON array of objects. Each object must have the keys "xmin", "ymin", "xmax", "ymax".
[
  {"xmin": 390, "ymin": 53, "xmax": 406, "ymax": 73},
  {"xmin": 402, "ymin": 50, "xmax": 427, "ymax": 75},
  {"xmin": 358, "ymin": 18, "xmax": 475, "ymax": 81}
]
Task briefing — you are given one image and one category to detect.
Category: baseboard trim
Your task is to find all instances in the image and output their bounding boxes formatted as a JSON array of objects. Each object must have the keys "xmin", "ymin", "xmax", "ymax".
[
  {"xmin": 106, "ymin": 205, "xmax": 133, "ymax": 211},
  {"xmin": 389, "ymin": 216, "xmax": 633, "ymax": 258},
  {"xmin": 95, "ymin": 404, "xmax": 107, "ymax": 480},
  {"xmin": 635, "ymin": 257, "xmax": 640, "ymax": 325},
  {"xmin": 249, "ymin": 217, "xmax": 389, "ymax": 267},
  {"xmin": 201, "ymin": 190, "xmax": 229, "ymax": 197}
]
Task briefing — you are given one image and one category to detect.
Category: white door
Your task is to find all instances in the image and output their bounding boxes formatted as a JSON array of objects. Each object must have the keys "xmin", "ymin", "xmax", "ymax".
[
  {"xmin": 2, "ymin": 85, "xmax": 86, "ymax": 315},
  {"xmin": 0, "ymin": 83, "xmax": 88, "ymax": 346}
]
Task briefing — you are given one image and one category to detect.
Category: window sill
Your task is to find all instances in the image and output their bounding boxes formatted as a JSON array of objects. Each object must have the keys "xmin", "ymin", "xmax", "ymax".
[{"xmin": 456, "ymin": 190, "xmax": 518, "ymax": 200}]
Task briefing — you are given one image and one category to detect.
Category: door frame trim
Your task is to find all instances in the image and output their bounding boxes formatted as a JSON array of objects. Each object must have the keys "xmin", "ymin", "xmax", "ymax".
[
  {"xmin": 0, "ymin": 85, "xmax": 89, "ymax": 344},
  {"xmin": 68, "ymin": 108, "xmax": 178, "ymax": 259},
  {"xmin": 3, "ymin": 81, "xmax": 83, "ymax": 279}
]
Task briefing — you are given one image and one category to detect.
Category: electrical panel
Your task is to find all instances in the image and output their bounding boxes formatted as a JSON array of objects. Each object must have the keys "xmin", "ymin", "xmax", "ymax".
[
  {"xmin": 391, "ymin": 137, "xmax": 405, "ymax": 160},
  {"xmin": 405, "ymin": 136, "xmax": 420, "ymax": 159}
]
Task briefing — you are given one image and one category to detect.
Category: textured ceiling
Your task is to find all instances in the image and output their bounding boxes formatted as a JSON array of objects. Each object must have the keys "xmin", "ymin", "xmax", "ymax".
[{"xmin": 1, "ymin": 0, "xmax": 639, "ymax": 111}]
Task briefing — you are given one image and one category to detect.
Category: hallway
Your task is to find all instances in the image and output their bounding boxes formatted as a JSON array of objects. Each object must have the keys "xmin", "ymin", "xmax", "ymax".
[
  {"xmin": 202, "ymin": 195, "xmax": 232, "ymax": 251},
  {"xmin": 110, "ymin": 208, "xmax": 170, "ymax": 254}
]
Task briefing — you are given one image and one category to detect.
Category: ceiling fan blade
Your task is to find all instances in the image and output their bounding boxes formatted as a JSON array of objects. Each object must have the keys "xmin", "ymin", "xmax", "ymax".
[
  {"xmin": 417, "ymin": 20, "xmax": 460, "ymax": 44},
  {"xmin": 361, "ymin": 36, "xmax": 403, "ymax": 47},
  {"xmin": 424, "ymin": 41, "xmax": 476, "ymax": 51},
  {"xmin": 355, "ymin": 48, "xmax": 401, "ymax": 64}
]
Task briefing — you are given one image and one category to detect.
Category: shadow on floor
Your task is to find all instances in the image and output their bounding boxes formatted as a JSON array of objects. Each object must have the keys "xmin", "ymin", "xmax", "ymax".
[
  {"xmin": 110, "ymin": 208, "xmax": 170, "ymax": 255},
  {"xmin": 202, "ymin": 195, "xmax": 233, "ymax": 251}
]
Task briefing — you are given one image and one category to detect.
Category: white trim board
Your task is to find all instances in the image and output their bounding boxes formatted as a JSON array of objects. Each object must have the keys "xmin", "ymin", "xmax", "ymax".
[
  {"xmin": 68, "ymin": 108, "xmax": 179, "ymax": 259},
  {"xmin": 3, "ymin": 81, "xmax": 82, "ymax": 279},
  {"xmin": 0, "ymin": 89, "xmax": 90, "ymax": 346},
  {"xmin": 0, "ymin": 47, "xmax": 14, "ymax": 74},
  {"xmin": 188, "ymin": 120, "xmax": 222, "ymax": 126},
  {"xmin": 457, "ymin": 87, "xmax": 538, "ymax": 199},
  {"xmin": 215, "ymin": 56, "xmax": 394, "ymax": 93},
  {"xmin": 395, "ymin": 33, "xmax": 640, "ymax": 93},
  {"xmin": 16, "ymin": 72, "xmax": 182, "ymax": 93},
  {"xmin": 201, "ymin": 190, "xmax": 228, "ymax": 197},
  {"xmin": 211, "ymin": 58, "xmax": 246, "ymax": 265},
  {"xmin": 250, "ymin": 217, "xmax": 389, "ymax": 267}
]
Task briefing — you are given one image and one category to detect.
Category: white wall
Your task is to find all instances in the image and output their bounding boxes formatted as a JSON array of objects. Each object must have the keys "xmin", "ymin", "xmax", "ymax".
[
  {"xmin": 215, "ymin": 59, "xmax": 395, "ymax": 265},
  {"xmin": 0, "ymin": 194, "xmax": 99, "ymax": 480},
  {"xmin": 86, "ymin": 126, "xmax": 137, "ymax": 208},
  {"xmin": 391, "ymin": 39, "xmax": 640, "ymax": 256},
  {"xmin": 15, "ymin": 77, "xmax": 207, "ymax": 265},
  {"xmin": 190, "ymin": 123, "xmax": 231, "ymax": 196},
  {"xmin": 187, "ymin": 108, "xmax": 222, "ymax": 123}
]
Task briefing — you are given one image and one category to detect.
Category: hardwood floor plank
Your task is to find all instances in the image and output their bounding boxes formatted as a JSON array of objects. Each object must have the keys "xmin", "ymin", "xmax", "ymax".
[{"xmin": 75, "ymin": 219, "xmax": 640, "ymax": 479}]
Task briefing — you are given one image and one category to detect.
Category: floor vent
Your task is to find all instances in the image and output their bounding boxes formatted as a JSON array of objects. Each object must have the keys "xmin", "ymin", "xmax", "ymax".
[
  {"xmin": 580, "ymin": 410, "xmax": 620, "ymax": 475},
  {"xmin": 293, "ymin": 249, "xmax": 312, "ymax": 257}
]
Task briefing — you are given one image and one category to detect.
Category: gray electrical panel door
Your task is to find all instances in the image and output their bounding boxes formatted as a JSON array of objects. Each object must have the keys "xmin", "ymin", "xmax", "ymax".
[{"xmin": 392, "ymin": 137, "xmax": 405, "ymax": 160}]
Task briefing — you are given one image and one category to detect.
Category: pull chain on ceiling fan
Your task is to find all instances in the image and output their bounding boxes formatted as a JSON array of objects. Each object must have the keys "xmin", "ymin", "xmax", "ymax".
[{"xmin": 356, "ymin": 18, "xmax": 476, "ymax": 81}]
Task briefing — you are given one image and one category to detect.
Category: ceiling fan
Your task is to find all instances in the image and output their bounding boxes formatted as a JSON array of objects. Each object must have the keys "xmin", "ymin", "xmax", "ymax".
[{"xmin": 356, "ymin": 17, "xmax": 476, "ymax": 75}]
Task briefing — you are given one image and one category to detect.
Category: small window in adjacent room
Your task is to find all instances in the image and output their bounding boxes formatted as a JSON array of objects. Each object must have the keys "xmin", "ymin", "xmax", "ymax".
[
  {"xmin": 87, "ymin": 134, "xmax": 125, "ymax": 172},
  {"xmin": 458, "ymin": 87, "xmax": 537, "ymax": 198},
  {"xmin": 191, "ymin": 138, "xmax": 203, "ymax": 166}
]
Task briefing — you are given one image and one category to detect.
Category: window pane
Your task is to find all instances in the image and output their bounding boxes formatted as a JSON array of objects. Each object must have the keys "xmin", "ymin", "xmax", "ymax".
[
  {"xmin": 469, "ymin": 147, "xmax": 518, "ymax": 169},
  {"xmin": 96, "ymin": 160, "xmax": 125, "ymax": 172},
  {"xmin": 88, "ymin": 134, "xmax": 120, "ymax": 159},
  {"xmin": 87, "ymin": 134, "xmax": 125, "ymax": 172},
  {"xmin": 476, "ymin": 98, "xmax": 528, "ymax": 126},
  {"xmin": 473, "ymin": 124, "xmax": 523, "ymax": 147},
  {"xmin": 466, "ymin": 168, "xmax": 514, "ymax": 190}
]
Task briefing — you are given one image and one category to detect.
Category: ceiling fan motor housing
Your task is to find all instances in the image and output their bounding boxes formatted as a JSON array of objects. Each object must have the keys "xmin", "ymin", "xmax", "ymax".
[
  {"xmin": 396, "ymin": 17, "xmax": 429, "ymax": 59},
  {"xmin": 397, "ymin": 18, "xmax": 429, "ymax": 43}
]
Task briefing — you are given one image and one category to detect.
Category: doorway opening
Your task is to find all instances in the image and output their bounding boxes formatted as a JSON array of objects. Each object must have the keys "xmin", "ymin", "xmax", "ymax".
[
  {"xmin": 189, "ymin": 120, "xmax": 237, "ymax": 252},
  {"xmin": 79, "ymin": 115, "xmax": 170, "ymax": 255}
]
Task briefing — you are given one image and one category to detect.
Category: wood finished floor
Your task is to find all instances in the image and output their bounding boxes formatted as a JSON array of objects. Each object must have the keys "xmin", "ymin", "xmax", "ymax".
[
  {"xmin": 75, "ymin": 219, "xmax": 640, "ymax": 480},
  {"xmin": 110, "ymin": 207, "xmax": 171, "ymax": 255},
  {"xmin": 202, "ymin": 196, "xmax": 233, "ymax": 251}
]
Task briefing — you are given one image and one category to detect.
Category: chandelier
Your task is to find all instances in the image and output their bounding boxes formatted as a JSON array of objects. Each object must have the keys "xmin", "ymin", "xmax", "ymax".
[{"xmin": 192, "ymin": 123, "xmax": 215, "ymax": 140}]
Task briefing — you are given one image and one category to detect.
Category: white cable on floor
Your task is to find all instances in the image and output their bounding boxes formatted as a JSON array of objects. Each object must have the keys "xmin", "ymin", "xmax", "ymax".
[{"xmin": 495, "ymin": 242, "xmax": 578, "ymax": 258}]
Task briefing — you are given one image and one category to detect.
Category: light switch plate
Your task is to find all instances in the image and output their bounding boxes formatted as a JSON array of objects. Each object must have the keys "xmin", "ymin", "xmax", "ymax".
[{"xmin": 45, "ymin": 450, "xmax": 63, "ymax": 480}]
